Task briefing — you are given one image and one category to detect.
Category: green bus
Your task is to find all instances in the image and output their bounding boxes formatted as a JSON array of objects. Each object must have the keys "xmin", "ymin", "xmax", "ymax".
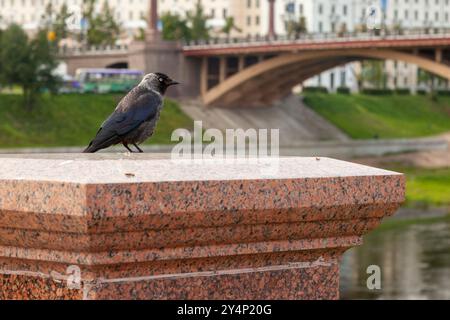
[{"xmin": 75, "ymin": 68, "xmax": 145, "ymax": 93}]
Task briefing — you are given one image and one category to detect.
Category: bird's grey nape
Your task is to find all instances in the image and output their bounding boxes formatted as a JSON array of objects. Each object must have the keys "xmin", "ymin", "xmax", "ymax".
[{"xmin": 138, "ymin": 73, "xmax": 162, "ymax": 93}]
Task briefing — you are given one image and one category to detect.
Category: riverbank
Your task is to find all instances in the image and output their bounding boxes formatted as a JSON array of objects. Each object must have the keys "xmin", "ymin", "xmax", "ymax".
[
  {"xmin": 0, "ymin": 94, "xmax": 192, "ymax": 148},
  {"xmin": 304, "ymin": 93, "xmax": 450, "ymax": 139}
]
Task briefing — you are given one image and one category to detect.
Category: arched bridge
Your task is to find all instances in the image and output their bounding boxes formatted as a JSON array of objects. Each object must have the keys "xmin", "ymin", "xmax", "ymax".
[
  {"xmin": 59, "ymin": 31, "xmax": 450, "ymax": 106},
  {"xmin": 183, "ymin": 32, "xmax": 450, "ymax": 107}
]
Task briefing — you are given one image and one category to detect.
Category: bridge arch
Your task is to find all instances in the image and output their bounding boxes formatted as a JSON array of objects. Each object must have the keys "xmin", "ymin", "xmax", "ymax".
[
  {"xmin": 106, "ymin": 61, "xmax": 129, "ymax": 69},
  {"xmin": 203, "ymin": 49, "xmax": 450, "ymax": 107}
]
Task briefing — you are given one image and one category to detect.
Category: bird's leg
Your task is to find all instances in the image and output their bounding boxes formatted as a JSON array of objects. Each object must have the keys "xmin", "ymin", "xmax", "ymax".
[
  {"xmin": 123, "ymin": 143, "xmax": 134, "ymax": 153},
  {"xmin": 133, "ymin": 143, "xmax": 144, "ymax": 153}
]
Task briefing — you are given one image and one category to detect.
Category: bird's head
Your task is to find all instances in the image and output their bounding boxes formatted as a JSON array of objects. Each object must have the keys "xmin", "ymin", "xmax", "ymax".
[{"xmin": 138, "ymin": 72, "xmax": 179, "ymax": 94}]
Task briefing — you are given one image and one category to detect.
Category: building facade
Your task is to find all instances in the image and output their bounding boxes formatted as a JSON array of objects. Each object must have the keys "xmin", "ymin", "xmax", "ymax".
[
  {"xmin": 1, "ymin": 0, "xmax": 449, "ymax": 91},
  {"xmin": 277, "ymin": 0, "xmax": 450, "ymax": 91},
  {"xmin": 0, "ymin": 0, "xmax": 266, "ymax": 39}
]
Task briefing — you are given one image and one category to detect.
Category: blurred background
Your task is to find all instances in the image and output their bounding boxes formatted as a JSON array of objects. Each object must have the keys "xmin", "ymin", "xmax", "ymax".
[{"xmin": 0, "ymin": 0, "xmax": 449, "ymax": 299}]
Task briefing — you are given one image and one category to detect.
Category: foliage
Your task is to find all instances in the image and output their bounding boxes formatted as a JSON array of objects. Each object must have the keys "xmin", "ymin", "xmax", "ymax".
[
  {"xmin": 161, "ymin": 2, "xmax": 211, "ymax": 42},
  {"xmin": 337, "ymin": 22, "xmax": 348, "ymax": 37},
  {"xmin": 186, "ymin": 1, "xmax": 211, "ymax": 41},
  {"xmin": 361, "ymin": 60, "xmax": 388, "ymax": 89},
  {"xmin": 40, "ymin": 2, "xmax": 73, "ymax": 44},
  {"xmin": 361, "ymin": 88, "xmax": 393, "ymax": 95},
  {"xmin": 302, "ymin": 86, "xmax": 328, "ymax": 93},
  {"xmin": 355, "ymin": 23, "xmax": 368, "ymax": 33},
  {"xmin": 417, "ymin": 69, "xmax": 448, "ymax": 100},
  {"xmin": 0, "ymin": 24, "xmax": 60, "ymax": 109},
  {"xmin": 303, "ymin": 92, "xmax": 450, "ymax": 139},
  {"xmin": 399, "ymin": 167, "xmax": 450, "ymax": 208},
  {"xmin": 0, "ymin": 95, "xmax": 192, "ymax": 148},
  {"xmin": 437, "ymin": 90, "xmax": 450, "ymax": 96},
  {"xmin": 416, "ymin": 89, "xmax": 427, "ymax": 95},
  {"xmin": 285, "ymin": 16, "xmax": 307, "ymax": 38},
  {"xmin": 83, "ymin": 0, "xmax": 121, "ymax": 46},
  {"xmin": 394, "ymin": 88, "xmax": 411, "ymax": 95},
  {"xmin": 222, "ymin": 17, "xmax": 241, "ymax": 38},
  {"xmin": 161, "ymin": 12, "xmax": 191, "ymax": 41},
  {"xmin": 336, "ymin": 87, "xmax": 351, "ymax": 94}
]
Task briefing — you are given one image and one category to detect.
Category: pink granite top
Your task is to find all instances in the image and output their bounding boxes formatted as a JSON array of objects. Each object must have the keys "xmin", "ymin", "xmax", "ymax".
[
  {"xmin": 0, "ymin": 154, "xmax": 405, "ymax": 269},
  {"xmin": 0, "ymin": 154, "xmax": 401, "ymax": 184}
]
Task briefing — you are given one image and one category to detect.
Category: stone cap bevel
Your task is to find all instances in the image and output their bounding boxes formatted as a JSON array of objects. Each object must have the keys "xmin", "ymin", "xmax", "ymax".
[
  {"xmin": 0, "ymin": 155, "xmax": 405, "ymax": 226},
  {"xmin": 0, "ymin": 154, "xmax": 405, "ymax": 267},
  {"xmin": 0, "ymin": 154, "xmax": 402, "ymax": 184}
]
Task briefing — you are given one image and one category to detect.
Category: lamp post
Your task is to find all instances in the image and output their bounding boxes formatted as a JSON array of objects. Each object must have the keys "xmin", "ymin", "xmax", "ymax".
[
  {"xmin": 268, "ymin": 0, "xmax": 276, "ymax": 39},
  {"xmin": 146, "ymin": 0, "xmax": 160, "ymax": 40}
]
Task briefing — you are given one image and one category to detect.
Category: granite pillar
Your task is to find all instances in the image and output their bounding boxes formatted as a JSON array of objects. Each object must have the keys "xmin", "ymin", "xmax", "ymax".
[{"xmin": 0, "ymin": 154, "xmax": 405, "ymax": 300}]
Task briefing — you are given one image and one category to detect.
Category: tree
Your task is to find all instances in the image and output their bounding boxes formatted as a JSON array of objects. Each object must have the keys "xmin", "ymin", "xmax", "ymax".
[
  {"xmin": 161, "ymin": 12, "xmax": 191, "ymax": 41},
  {"xmin": 40, "ymin": 2, "xmax": 73, "ymax": 44},
  {"xmin": 83, "ymin": 0, "xmax": 121, "ymax": 46},
  {"xmin": 286, "ymin": 16, "xmax": 307, "ymax": 38},
  {"xmin": 161, "ymin": 3, "xmax": 211, "ymax": 42},
  {"xmin": 355, "ymin": 23, "xmax": 368, "ymax": 33},
  {"xmin": 418, "ymin": 69, "xmax": 445, "ymax": 99},
  {"xmin": 390, "ymin": 23, "xmax": 403, "ymax": 35},
  {"xmin": 186, "ymin": 1, "xmax": 211, "ymax": 41},
  {"xmin": 221, "ymin": 17, "xmax": 241, "ymax": 39},
  {"xmin": 337, "ymin": 22, "xmax": 348, "ymax": 37},
  {"xmin": 0, "ymin": 24, "xmax": 60, "ymax": 109},
  {"xmin": 361, "ymin": 60, "xmax": 387, "ymax": 89}
]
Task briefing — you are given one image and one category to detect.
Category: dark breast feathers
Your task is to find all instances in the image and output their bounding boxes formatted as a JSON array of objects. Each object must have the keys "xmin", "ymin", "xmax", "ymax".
[{"xmin": 83, "ymin": 87, "xmax": 163, "ymax": 153}]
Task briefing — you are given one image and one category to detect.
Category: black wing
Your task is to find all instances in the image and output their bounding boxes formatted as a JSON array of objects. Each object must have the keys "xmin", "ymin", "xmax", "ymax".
[{"xmin": 83, "ymin": 90, "xmax": 162, "ymax": 153}]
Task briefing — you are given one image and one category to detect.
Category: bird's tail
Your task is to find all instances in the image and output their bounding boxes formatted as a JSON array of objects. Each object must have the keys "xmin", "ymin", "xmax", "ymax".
[
  {"xmin": 83, "ymin": 141, "xmax": 101, "ymax": 153},
  {"xmin": 83, "ymin": 134, "xmax": 120, "ymax": 153},
  {"xmin": 83, "ymin": 142, "xmax": 98, "ymax": 153}
]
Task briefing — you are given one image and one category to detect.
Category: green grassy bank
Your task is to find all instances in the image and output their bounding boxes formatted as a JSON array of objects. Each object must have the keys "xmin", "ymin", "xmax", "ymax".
[
  {"xmin": 0, "ymin": 94, "xmax": 192, "ymax": 148},
  {"xmin": 304, "ymin": 93, "xmax": 450, "ymax": 139},
  {"xmin": 399, "ymin": 167, "xmax": 450, "ymax": 208}
]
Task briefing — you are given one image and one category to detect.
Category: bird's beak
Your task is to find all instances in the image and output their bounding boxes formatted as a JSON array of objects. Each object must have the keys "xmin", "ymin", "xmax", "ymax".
[{"xmin": 169, "ymin": 80, "xmax": 180, "ymax": 86}]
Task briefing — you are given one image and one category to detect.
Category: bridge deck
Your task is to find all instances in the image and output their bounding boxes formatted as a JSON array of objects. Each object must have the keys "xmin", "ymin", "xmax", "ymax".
[{"xmin": 183, "ymin": 34, "xmax": 450, "ymax": 56}]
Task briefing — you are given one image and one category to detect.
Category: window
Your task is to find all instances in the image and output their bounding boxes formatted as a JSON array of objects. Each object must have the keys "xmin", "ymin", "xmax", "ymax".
[
  {"xmin": 299, "ymin": 4, "xmax": 303, "ymax": 15},
  {"xmin": 247, "ymin": 0, "xmax": 251, "ymax": 8},
  {"xmin": 247, "ymin": 16, "xmax": 251, "ymax": 26},
  {"xmin": 318, "ymin": 21, "xmax": 323, "ymax": 32},
  {"xmin": 340, "ymin": 71, "xmax": 346, "ymax": 87},
  {"xmin": 343, "ymin": 5, "xmax": 347, "ymax": 16},
  {"xmin": 318, "ymin": 4, "xmax": 323, "ymax": 15}
]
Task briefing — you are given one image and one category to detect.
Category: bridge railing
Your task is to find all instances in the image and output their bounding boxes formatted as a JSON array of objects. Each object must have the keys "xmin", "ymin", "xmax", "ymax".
[
  {"xmin": 58, "ymin": 44, "xmax": 129, "ymax": 56},
  {"xmin": 182, "ymin": 28, "xmax": 450, "ymax": 48}
]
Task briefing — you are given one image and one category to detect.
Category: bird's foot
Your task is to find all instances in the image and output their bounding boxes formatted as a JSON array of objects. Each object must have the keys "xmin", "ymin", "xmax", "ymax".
[
  {"xmin": 123, "ymin": 143, "xmax": 134, "ymax": 153},
  {"xmin": 133, "ymin": 144, "xmax": 144, "ymax": 153}
]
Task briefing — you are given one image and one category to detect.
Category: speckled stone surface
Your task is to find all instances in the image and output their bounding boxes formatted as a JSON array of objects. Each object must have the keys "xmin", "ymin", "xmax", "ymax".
[{"xmin": 0, "ymin": 154, "xmax": 405, "ymax": 300}]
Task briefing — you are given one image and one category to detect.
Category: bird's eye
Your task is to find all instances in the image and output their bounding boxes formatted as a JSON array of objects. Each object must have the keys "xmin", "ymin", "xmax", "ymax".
[{"xmin": 159, "ymin": 78, "xmax": 163, "ymax": 82}]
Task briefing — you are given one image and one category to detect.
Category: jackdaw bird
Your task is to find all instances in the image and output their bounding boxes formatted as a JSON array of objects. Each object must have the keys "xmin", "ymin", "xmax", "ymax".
[{"xmin": 83, "ymin": 72, "xmax": 179, "ymax": 153}]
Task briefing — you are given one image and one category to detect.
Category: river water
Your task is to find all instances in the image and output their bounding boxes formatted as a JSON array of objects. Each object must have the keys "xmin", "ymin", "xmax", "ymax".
[{"xmin": 340, "ymin": 217, "xmax": 450, "ymax": 299}]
